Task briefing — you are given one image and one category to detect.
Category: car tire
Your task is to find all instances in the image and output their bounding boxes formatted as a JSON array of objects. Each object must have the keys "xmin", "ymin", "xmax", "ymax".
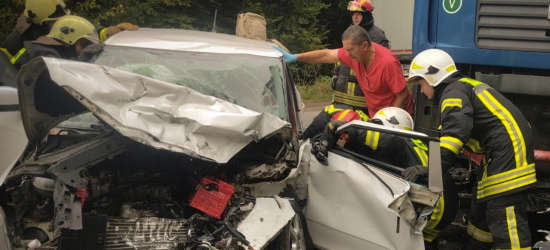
[{"xmin": 267, "ymin": 201, "xmax": 314, "ymax": 250}]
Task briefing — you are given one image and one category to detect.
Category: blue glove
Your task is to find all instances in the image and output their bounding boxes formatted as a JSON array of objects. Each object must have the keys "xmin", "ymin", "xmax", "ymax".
[{"xmin": 273, "ymin": 46, "xmax": 297, "ymax": 63}]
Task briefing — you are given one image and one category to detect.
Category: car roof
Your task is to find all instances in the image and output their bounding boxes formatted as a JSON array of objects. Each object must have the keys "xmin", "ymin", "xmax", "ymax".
[{"xmin": 104, "ymin": 28, "xmax": 282, "ymax": 58}]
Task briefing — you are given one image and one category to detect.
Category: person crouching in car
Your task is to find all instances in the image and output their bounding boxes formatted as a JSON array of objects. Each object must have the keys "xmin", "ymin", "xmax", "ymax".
[{"xmin": 323, "ymin": 107, "xmax": 459, "ymax": 250}]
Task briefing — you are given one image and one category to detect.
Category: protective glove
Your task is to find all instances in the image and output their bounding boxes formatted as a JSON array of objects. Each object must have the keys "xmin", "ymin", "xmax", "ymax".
[
  {"xmin": 77, "ymin": 43, "xmax": 104, "ymax": 62},
  {"xmin": 401, "ymin": 165, "xmax": 429, "ymax": 182},
  {"xmin": 324, "ymin": 120, "xmax": 347, "ymax": 143},
  {"xmin": 273, "ymin": 46, "xmax": 297, "ymax": 63},
  {"xmin": 311, "ymin": 138, "xmax": 329, "ymax": 163},
  {"xmin": 105, "ymin": 22, "xmax": 139, "ymax": 37}
]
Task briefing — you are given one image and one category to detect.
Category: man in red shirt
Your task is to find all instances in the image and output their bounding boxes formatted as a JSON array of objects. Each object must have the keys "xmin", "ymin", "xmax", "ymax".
[{"xmin": 275, "ymin": 24, "xmax": 413, "ymax": 118}]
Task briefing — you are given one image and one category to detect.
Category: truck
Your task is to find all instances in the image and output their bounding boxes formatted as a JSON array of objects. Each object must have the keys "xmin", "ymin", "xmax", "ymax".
[
  {"xmin": 371, "ymin": 0, "xmax": 415, "ymax": 76},
  {"xmin": 411, "ymin": 0, "xmax": 550, "ymax": 168},
  {"xmin": 410, "ymin": 0, "xmax": 550, "ymax": 246}
]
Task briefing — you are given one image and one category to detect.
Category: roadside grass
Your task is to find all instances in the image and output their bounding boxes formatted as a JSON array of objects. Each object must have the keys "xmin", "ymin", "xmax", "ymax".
[
  {"xmin": 296, "ymin": 76, "xmax": 334, "ymax": 102},
  {"xmin": 296, "ymin": 76, "xmax": 413, "ymax": 102}
]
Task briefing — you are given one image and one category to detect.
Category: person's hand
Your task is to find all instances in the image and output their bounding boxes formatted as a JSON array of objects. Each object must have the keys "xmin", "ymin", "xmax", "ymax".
[
  {"xmin": 311, "ymin": 138, "xmax": 329, "ymax": 163},
  {"xmin": 77, "ymin": 43, "xmax": 104, "ymax": 62},
  {"xmin": 106, "ymin": 22, "xmax": 139, "ymax": 37},
  {"xmin": 273, "ymin": 46, "xmax": 297, "ymax": 63},
  {"xmin": 324, "ymin": 120, "xmax": 346, "ymax": 143},
  {"xmin": 401, "ymin": 165, "xmax": 429, "ymax": 182}
]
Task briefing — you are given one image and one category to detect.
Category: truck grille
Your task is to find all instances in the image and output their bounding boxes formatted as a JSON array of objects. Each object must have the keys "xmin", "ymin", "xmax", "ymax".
[{"xmin": 476, "ymin": 0, "xmax": 550, "ymax": 52}]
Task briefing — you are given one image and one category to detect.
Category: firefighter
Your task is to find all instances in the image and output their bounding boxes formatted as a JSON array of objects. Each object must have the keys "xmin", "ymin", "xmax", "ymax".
[
  {"xmin": 15, "ymin": 15, "xmax": 100, "ymax": 68},
  {"xmin": 408, "ymin": 49, "xmax": 536, "ymax": 250},
  {"xmin": 300, "ymin": 103, "xmax": 369, "ymax": 140},
  {"xmin": 329, "ymin": 0, "xmax": 390, "ymax": 116},
  {"xmin": 1, "ymin": 0, "xmax": 137, "ymax": 68},
  {"xmin": 323, "ymin": 107, "xmax": 459, "ymax": 250}
]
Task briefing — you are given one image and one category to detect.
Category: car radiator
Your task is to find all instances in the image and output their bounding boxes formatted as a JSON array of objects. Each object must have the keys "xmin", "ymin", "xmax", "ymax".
[{"xmin": 105, "ymin": 217, "xmax": 188, "ymax": 250}]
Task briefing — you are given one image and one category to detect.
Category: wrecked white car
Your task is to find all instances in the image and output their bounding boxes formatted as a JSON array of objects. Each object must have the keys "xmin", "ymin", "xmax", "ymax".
[
  {"xmin": 0, "ymin": 28, "xmax": 447, "ymax": 250},
  {"xmin": 0, "ymin": 29, "xmax": 309, "ymax": 250}
]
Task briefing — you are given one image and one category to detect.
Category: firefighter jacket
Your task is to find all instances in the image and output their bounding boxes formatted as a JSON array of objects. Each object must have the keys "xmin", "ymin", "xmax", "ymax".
[
  {"xmin": 14, "ymin": 37, "xmax": 78, "ymax": 70},
  {"xmin": 1, "ymin": 14, "xmax": 48, "ymax": 66},
  {"xmin": 331, "ymin": 22, "xmax": 390, "ymax": 108},
  {"xmin": 348, "ymin": 129, "xmax": 458, "ymax": 242},
  {"xmin": 1, "ymin": 14, "xmax": 105, "ymax": 69},
  {"xmin": 438, "ymin": 77, "xmax": 536, "ymax": 202}
]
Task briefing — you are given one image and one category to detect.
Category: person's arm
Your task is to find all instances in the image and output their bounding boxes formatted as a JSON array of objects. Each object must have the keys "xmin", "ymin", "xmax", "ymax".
[
  {"xmin": 391, "ymin": 86, "xmax": 410, "ymax": 109},
  {"xmin": 296, "ymin": 49, "xmax": 340, "ymax": 64}
]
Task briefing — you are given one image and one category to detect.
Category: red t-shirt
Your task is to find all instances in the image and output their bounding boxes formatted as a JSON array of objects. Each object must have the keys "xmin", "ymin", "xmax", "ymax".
[{"xmin": 338, "ymin": 43, "xmax": 414, "ymax": 117}]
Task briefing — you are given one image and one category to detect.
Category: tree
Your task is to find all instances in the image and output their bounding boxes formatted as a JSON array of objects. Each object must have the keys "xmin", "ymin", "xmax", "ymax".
[{"xmin": 1, "ymin": 0, "xmax": 334, "ymax": 85}]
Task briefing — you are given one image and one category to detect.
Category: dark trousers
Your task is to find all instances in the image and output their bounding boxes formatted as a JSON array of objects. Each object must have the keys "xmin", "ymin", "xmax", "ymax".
[{"xmin": 463, "ymin": 189, "xmax": 531, "ymax": 250}]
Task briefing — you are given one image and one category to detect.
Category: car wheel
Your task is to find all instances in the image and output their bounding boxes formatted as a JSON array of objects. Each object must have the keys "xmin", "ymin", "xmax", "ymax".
[{"xmin": 267, "ymin": 201, "xmax": 314, "ymax": 250}]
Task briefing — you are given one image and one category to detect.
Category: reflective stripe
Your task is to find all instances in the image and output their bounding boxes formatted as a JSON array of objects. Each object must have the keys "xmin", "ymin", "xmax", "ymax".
[
  {"xmin": 335, "ymin": 110, "xmax": 351, "ymax": 121},
  {"xmin": 440, "ymin": 136, "xmax": 463, "ymax": 155},
  {"xmin": 324, "ymin": 105, "xmax": 344, "ymax": 114},
  {"xmin": 1, "ymin": 47, "xmax": 26, "ymax": 64},
  {"xmin": 333, "ymin": 91, "xmax": 368, "ymax": 107},
  {"xmin": 355, "ymin": 110, "xmax": 369, "ymax": 121},
  {"xmin": 350, "ymin": 67, "xmax": 356, "ymax": 76},
  {"xmin": 477, "ymin": 164, "xmax": 537, "ymax": 199},
  {"xmin": 1, "ymin": 48, "xmax": 14, "ymax": 61},
  {"xmin": 467, "ymin": 222, "xmax": 493, "ymax": 243},
  {"xmin": 414, "ymin": 147, "xmax": 428, "ymax": 166},
  {"xmin": 365, "ymin": 130, "xmax": 379, "ymax": 150},
  {"xmin": 441, "ymin": 98, "xmax": 463, "ymax": 113},
  {"xmin": 411, "ymin": 139, "xmax": 428, "ymax": 151},
  {"xmin": 100, "ymin": 28, "xmax": 109, "ymax": 43},
  {"xmin": 460, "ymin": 77, "xmax": 484, "ymax": 87},
  {"xmin": 425, "ymin": 194, "xmax": 445, "ymax": 230},
  {"xmin": 446, "ymin": 65, "xmax": 456, "ymax": 73},
  {"xmin": 465, "ymin": 138, "xmax": 485, "ymax": 153},
  {"xmin": 423, "ymin": 227, "xmax": 440, "ymax": 242},
  {"xmin": 506, "ymin": 206, "xmax": 520, "ymax": 250},
  {"xmin": 412, "ymin": 61, "xmax": 424, "ymax": 70},
  {"xmin": 477, "ymin": 90, "xmax": 527, "ymax": 168}
]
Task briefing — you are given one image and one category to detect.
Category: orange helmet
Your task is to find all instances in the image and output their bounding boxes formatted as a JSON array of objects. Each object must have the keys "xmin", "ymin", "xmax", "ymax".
[
  {"xmin": 331, "ymin": 109, "xmax": 361, "ymax": 122},
  {"xmin": 331, "ymin": 109, "xmax": 368, "ymax": 142},
  {"xmin": 347, "ymin": 0, "xmax": 374, "ymax": 14}
]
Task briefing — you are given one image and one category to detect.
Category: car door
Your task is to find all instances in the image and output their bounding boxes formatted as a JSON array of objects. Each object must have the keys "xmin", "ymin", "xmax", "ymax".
[{"xmin": 305, "ymin": 121, "xmax": 443, "ymax": 250}]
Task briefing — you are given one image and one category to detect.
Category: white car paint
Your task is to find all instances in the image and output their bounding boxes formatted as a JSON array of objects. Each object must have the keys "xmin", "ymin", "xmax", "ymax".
[
  {"xmin": 0, "ymin": 86, "xmax": 27, "ymax": 184},
  {"xmin": 19, "ymin": 57, "xmax": 291, "ymax": 164},
  {"xmin": 237, "ymin": 198, "xmax": 295, "ymax": 249}
]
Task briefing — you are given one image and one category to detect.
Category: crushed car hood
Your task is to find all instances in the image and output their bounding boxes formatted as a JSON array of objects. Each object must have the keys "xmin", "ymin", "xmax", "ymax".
[{"xmin": 17, "ymin": 57, "xmax": 292, "ymax": 163}]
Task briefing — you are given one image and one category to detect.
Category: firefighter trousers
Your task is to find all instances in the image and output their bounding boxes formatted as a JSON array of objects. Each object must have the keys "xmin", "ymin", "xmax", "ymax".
[{"xmin": 463, "ymin": 189, "xmax": 531, "ymax": 250}]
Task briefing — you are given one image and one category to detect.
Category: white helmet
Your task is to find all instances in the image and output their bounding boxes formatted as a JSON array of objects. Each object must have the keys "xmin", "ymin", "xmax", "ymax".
[
  {"xmin": 408, "ymin": 49, "xmax": 458, "ymax": 87},
  {"xmin": 371, "ymin": 107, "xmax": 414, "ymax": 131}
]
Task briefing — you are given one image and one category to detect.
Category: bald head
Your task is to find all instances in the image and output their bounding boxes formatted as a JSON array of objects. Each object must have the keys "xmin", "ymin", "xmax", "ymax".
[{"xmin": 342, "ymin": 25, "xmax": 372, "ymax": 46}]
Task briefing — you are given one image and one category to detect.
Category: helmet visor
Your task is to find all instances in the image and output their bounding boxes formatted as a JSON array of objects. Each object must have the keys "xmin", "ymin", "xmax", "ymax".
[{"xmin": 347, "ymin": 1, "xmax": 366, "ymax": 12}]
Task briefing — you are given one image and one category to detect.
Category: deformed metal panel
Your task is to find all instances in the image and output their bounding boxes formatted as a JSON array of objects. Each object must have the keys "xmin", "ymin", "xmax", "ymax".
[
  {"xmin": 306, "ymin": 151, "xmax": 425, "ymax": 250},
  {"xmin": 19, "ymin": 57, "xmax": 291, "ymax": 164},
  {"xmin": 237, "ymin": 198, "xmax": 295, "ymax": 249}
]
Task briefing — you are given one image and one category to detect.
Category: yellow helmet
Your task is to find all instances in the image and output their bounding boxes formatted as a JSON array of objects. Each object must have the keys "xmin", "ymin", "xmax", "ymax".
[
  {"xmin": 24, "ymin": 0, "xmax": 70, "ymax": 25},
  {"xmin": 47, "ymin": 15, "xmax": 99, "ymax": 45}
]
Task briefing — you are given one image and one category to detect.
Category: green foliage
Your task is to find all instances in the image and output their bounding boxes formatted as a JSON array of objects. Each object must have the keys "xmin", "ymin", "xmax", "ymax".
[
  {"xmin": 296, "ymin": 75, "xmax": 334, "ymax": 102},
  {"xmin": 1, "ymin": 0, "xmax": 343, "ymax": 85},
  {"xmin": 0, "ymin": 0, "xmax": 25, "ymax": 40}
]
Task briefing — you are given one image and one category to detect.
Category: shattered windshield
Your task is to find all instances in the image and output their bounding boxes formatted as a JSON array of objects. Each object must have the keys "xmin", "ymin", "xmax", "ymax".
[{"xmin": 92, "ymin": 47, "xmax": 288, "ymax": 120}]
